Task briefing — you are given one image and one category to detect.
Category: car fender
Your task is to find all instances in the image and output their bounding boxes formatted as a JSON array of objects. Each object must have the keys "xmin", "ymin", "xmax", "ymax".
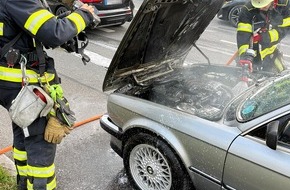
[
  {"xmin": 107, "ymin": 93, "xmax": 242, "ymax": 182},
  {"xmin": 122, "ymin": 116, "xmax": 193, "ymax": 172}
]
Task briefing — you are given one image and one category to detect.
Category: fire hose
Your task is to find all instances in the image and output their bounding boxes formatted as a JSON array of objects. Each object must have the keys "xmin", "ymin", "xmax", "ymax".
[
  {"xmin": 226, "ymin": 50, "xmax": 239, "ymax": 65},
  {"xmin": 0, "ymin": 114, "xmax": 103, "ymax": 155}
]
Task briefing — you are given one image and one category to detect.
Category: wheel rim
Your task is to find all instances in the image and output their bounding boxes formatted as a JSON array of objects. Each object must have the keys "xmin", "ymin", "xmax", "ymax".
[
  {"xmin": 56, "ymin": 7, "xmax": 68, "ymax": 16},
  {"xmin": 229, "ymin": 6, "xmax": 242, "ymax": 27},
  {"xmin": 129, "ymin": 144, "xmax": 172, "ymax": 190}
]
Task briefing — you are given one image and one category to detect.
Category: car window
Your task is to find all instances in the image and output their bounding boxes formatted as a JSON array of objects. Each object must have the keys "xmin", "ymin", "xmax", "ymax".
[
  {"xmin": 238, "ymin": 75, "xmax": 290, "ymax": 121},
  {"xmin": 248, "ymin": 114, "xmax": 290, "ymax": 147},
  {"xmin": 280, "ymin": 122, "xmax": 290, "ymax": 145}
]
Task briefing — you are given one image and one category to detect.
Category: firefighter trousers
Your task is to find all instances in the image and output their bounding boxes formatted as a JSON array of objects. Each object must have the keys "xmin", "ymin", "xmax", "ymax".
[
  {"xmin": 253, "ymin": 49, "xmax": 286, "ymax": 73},
  {"xmin": 0, "ymin": 87, "xmax": 57, "ymax": 190}
]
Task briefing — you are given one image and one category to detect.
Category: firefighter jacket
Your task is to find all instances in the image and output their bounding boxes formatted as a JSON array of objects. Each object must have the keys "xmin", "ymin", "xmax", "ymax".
[
  {"xmin": 237, "ymin": 0, "xmax": 290, "ymax": 60},
  {"xmin": 0, "ymin": 0, "xmax": 94, "ymax": 88}
]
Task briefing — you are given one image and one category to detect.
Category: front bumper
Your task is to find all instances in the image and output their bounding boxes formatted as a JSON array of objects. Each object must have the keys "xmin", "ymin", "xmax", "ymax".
[
  {"xmin": 100, "ymin": 114, "xmax": 123, "ymax": 157},
  {"xmin": 97, "ymin": 7, "xmax": 133, "ymax": 26}
]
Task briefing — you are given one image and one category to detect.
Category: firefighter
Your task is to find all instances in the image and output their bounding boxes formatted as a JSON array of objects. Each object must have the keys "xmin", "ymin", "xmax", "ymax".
[
  {"xmin": 0, "ymin": 0, "xmax": 96, "ymax": 189},
  {"xmin": 237, "ymin": 0, "xmax": 290, "ymax": 73}
]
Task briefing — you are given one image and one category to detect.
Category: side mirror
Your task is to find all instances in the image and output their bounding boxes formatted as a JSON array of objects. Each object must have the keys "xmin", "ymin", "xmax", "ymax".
[{"xmin": 266, "ymin": 120, "xmax": 279, "ymax": 150}]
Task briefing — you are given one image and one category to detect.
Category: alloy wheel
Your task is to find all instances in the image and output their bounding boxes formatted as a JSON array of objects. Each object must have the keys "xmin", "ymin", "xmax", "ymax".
[{"xmin": 129, "ymin": 144, "xmax": 172, "ymax": 190}]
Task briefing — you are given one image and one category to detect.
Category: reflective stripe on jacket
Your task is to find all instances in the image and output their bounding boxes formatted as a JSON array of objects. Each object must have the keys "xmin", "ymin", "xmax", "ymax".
[
  {"xmin": 237, "ymin": 0, "xmax": 290, "ymax": 60},
  {"xmin": 0, "ymin": 0, "xmax": 93, "ymax": 85},
  {"xmin": 0, "ymin": 66, "xmax": 55, "ymax": 83},
  {"xmin": 0, "ymin": 0, "xmax": 93, "ymax": 49}
]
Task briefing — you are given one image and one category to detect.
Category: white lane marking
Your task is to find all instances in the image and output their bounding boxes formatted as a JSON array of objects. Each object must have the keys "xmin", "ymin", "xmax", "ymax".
[
  {"xmin": 77, "ymin": 47, "xmax": 290, "ymax": 67},
  {"xmin": 79, "ymin": 39, "xmax": 290, "ymax": 68},
  {"xmin": 96, "ymin": 27, "xmax": 116, "ymax": 33},
  {"xmin": 204, "ymin": 29, "xmax": 215, "ymax": 32},
  {"xmin": 73, "ymin": 50, "xmax": 111, "ymax": 68},
  {"xmin": 89, "ymin": 40, "xmax": 117, "ymax": 51},
  {"xmin": 198, "ymin": 45, "xmax": 234, "ymax": 56},
  {"xmin": 281, "ymin": 43, "xmax": 290, "ymax": 48},
  {"xmin": 220, "ymin": 40, "xmax": 236, "ymax": 45},
  {"xmin": 85, "ymin": 50, "xmax": 111, "ymax": 67}
]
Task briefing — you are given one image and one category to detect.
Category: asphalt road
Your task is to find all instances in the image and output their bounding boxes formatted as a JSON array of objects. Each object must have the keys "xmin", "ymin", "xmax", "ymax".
[
  {"xmin": 0, "ymin": 2, "xmax": 136, "ymax": 190},
  {"xmin": 0, "ymin": 47, "xmax": 130, "ymax": 189}
]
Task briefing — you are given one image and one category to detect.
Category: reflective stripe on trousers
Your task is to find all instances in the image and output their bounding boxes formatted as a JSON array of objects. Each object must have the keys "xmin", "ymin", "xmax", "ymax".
[
  {"xmin": 1, "ymin": 74, "xmax": 57, "ymax": 190},
  {"xmin": 13, "ymin": 141, "xmax": 57, "ymax": 190}
]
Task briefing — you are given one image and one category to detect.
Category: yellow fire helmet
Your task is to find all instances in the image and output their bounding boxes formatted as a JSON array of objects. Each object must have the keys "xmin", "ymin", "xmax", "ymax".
[{"xmin": 251, "ymin": 0, "xmax": 274, "ymax": 8}]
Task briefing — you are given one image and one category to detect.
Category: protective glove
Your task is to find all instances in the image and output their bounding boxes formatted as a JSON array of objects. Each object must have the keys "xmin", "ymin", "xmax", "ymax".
[
  {"xmin": 60, "ymin": 37, "xmax": 78, "ymax": 53},
  {"xmin": 253, "ymin": 27, "xmax": 267, "ymax": 43},
  {"xmin": 43, "ymin": 84, "xmax": 76, "ymax": 127},
  {"xmin": 44, "ymin": 84, "xmax": 64, "ymax": 102},
  {"xmin": 55, "ymin": 97, "xmax": 76, "ymax": 127},
  {"xmin": 73, "ymin": 0, "xmax": 101, "ymax": 28},
  {"xmin": 239, "ymin": 49, "xmax": 256, "ymax": 72},
  {"xmin": 44, "ymin": 116, "xmax": 72, "ymax": 144},
  {"xmin": 253, "ymin": 33, "xmax": 262, "ymax": 43}
]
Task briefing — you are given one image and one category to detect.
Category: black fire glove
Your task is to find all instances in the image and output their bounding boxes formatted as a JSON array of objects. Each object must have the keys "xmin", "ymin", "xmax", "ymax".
[
  {"xmin": 55, "ymin": 97, "xmax": 76, "ymax": 128},
  {"xmin": 60, "ymin": 37, "xmax": 78, "ymax": 53}
]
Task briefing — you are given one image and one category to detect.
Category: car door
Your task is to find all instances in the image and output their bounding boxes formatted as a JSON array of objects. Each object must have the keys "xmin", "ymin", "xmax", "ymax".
[{"xmin": 222, "ymin": 116, "xmax": 290, "ymax": 190}]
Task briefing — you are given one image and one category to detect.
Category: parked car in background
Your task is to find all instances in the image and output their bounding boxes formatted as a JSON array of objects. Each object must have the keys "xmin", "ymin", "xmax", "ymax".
[
  {"xmin": 47, "ymin": 0, "xmax": 134, "ymax": 27},
  {"xmin": 217, "ymin": 0, "xmax": 248, "ymax": 27},
  {"xmin": 47, "ymin": 0, "xmax": 70, "ymax": 16},
  {"xmin": 100, "ymin": 0, "xmax": 290, "ymax": 189}
]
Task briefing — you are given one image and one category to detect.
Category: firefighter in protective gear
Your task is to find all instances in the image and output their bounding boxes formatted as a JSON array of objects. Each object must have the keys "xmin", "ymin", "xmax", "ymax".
[
  {"xmin": 0, "ymin": 0, "xmax": 96, "ymax": 189},
  {"xmin": 237, "ymin": 0, "xmax": 290, "ymax": 73}
]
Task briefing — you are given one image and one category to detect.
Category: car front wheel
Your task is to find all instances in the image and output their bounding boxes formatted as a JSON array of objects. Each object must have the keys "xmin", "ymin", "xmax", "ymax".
[
  {"xmin": 228, "ymin": 5, "xmax": 243, "ymax": 27},
  {"xmin": 123, "ymin": 133, "xmax": 193, "ymax": 190},
  {"xmin": 55, "ymin": 6, "xmax": 69, "ymax": 16}
]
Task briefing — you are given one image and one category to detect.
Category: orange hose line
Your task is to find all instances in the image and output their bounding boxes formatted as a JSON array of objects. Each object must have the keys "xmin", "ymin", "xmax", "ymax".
[
  {"xmin": 0, "ymin": 146, "xmax": 13, "ymax": 155},
  {"xmin": 0, "ymin": 114, "xmax": 103, "ymax": 155},
  {"xmin": 226, "ymin": 50, "xmax": 239, "ymax": 66},
  {"xmin": 73, "ymin": 114, "xmax": 103, "ymax": 129}
]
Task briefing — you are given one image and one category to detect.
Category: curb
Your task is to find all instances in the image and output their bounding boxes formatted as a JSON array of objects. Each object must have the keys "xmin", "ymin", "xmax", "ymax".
[{"xmin": 0, "ymin": 154, "xmax": 16, "ymax": 176}]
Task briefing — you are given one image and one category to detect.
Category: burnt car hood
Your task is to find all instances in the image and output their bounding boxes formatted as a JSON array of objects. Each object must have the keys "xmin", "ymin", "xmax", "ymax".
[{"xmin": 102, "ymin": 0, "xmax": 224, "ymax": 91}]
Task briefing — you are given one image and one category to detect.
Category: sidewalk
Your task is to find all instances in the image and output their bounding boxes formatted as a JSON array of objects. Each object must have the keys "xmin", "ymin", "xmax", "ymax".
[{"xmin": 0, "ymin": 154, "xmax": 16, "ymax": 176}]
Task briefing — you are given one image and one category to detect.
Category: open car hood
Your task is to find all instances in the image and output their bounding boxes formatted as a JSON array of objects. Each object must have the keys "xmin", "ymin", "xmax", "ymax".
[{"xmin": 102, "ymin": 0, "xmax": 224, "ymax": 91}]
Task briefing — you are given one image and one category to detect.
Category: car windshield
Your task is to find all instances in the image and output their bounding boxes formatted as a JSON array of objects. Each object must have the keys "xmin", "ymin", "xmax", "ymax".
[{"xmin": 237, "ymin": 74, "xmax": 290, "ymax": 121}]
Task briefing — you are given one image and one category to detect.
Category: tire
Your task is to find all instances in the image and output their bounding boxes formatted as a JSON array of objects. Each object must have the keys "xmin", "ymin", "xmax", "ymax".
[
  {"xmin": 123, "ymin": 133, "xmax": 194, "ymax": 190},
  {"xmin": 228, "ymin": 5, "xmax": 243, "ymax": 27},
  {"xmin": 55, "ymin": 6, "xmax": 69, "ymax": 16}
]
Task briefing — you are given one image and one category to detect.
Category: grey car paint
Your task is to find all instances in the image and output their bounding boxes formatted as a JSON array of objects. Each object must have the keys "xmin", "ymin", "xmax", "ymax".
[
  {"xmin": 100, "ymin": 0, "xmax": 290, "ymax": 189},
  {"xmin": 224, "ymin": 134, "xmax": 290, "ymax": 190},
  {"xmin": 104, "ymin": 91, "xmax": 290, "ymax": 190}
]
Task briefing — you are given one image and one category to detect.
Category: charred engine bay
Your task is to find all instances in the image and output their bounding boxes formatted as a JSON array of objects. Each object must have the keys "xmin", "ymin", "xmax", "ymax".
[{"xmin": 115, "ymin": 65, "xmax": 250, "ymax": 121}]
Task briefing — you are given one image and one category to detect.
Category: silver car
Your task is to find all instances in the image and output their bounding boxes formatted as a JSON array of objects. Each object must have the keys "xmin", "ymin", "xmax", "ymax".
[{"xmin": 100, "ymin": 0, "xmax": 290, "ymax": 189}]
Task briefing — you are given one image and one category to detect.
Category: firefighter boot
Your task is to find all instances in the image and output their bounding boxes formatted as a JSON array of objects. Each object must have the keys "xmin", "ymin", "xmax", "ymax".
[{"xmin": 17, "ymin": 176, "xmax": 27, "ymax": 190}]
